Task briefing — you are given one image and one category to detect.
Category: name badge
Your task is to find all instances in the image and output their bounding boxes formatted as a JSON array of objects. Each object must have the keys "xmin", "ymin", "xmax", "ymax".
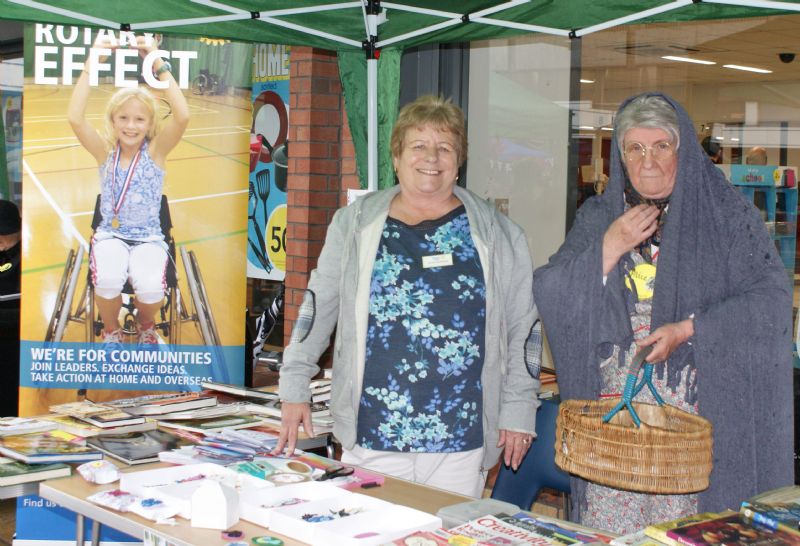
[{"xmin": 422, "ymin": 253, "xmax": 453, "ymax": 269}]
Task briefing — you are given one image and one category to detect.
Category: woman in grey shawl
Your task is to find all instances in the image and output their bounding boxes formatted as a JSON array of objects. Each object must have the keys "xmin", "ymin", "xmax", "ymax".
[{"xmin": 533, "ymin": 93, "xmax": 793, "ymax": 534}]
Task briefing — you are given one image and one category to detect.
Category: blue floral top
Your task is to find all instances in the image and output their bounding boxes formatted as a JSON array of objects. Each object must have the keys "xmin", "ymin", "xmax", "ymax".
[{"xmin": 357, "ymin": 206, "xmax": 486, "ymax": 452}]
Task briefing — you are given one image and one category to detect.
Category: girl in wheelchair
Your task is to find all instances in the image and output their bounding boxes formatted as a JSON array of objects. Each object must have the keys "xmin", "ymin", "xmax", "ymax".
[{"xmin": 68, "ymin": 34, "xmax": 190, "ymax": 346}]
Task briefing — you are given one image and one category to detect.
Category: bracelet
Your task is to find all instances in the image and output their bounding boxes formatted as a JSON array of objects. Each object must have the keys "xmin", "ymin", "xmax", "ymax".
[{"xmin": 153, "ymin": 61, "xmax": 172, "ymax": 78}]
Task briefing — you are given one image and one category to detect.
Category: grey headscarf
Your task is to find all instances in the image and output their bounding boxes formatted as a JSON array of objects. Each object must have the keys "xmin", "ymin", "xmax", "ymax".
[{"xmin": 534, "ymin": 92, "xmax": 793, "ymax": 518}]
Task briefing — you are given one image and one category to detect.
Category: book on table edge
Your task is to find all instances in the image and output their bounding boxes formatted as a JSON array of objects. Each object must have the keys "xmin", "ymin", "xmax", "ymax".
[
  {"xmin": 741, "ymin": 501, "xmax": 800, "ymax": 536},
  {"xmin": 750, "ymin": 487, "xmax": 800, "ymax": 506},
  {"xmin": 0, "ymin": 417, "xmax": 57, "ymax": 437},
  {"xmin": 156, "ymin": 414, "xmax": 267, "ymax": 434},
  {"xmin": 41, "ymin": 414, "xmax": 157, "ymax": 437},
  {"xmin": 449, "ymin": 514, "xmax": 578, "ymax": 546},
  {"xmin": 644, "ymin": 512, "xmax": 727, "ymax": 545},
  {"xmin": 86, "ymin": 429, "xmax": 189, "ymax": 465},
  {"xmin": 200, "ymin": 381, "xmax": 278, "ymax": 401},
  {"xmin": 665, "ymin": 513, "xmax": 800, "ymax": 546},
  {"xmin": 0, "ymin": 456, "xmax": 70, "ymax": 486},
  {"xmin": 109, "ymin": 392, "xmax": 218, "ymax": 416},
  {"xmin": 0, "ymin": 433, "xmax": 102, "ymax": 463},
  {"xmin": 76, "ymin": 409, "xmax": 146, "ymax": 428},
  {"xmin": 246, "ymin": 400, "xmax": 330, "ymax": 418},
  {"xmin": 612, "ymin": 530, "xmax": 667, "ymax": 546},
  {"xmin": 511, "ymin": 511, "xmax": 615, "ymax": 544}
]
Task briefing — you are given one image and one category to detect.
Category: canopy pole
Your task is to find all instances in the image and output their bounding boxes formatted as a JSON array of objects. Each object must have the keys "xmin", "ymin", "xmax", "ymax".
[{"xmin": 365, "ymin": 0, "xmax": 380, "ymax": 191}]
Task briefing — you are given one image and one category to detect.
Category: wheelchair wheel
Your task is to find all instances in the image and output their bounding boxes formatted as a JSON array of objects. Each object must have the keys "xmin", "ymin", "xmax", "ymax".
[
  {"xmin": 191, "ymin": 74, "xmax": 208, "ymax": 95},
  {"xmin": 45, "ymin": 247, "xmax": 85, "ymax": 342},
  {"xmin": 181, "ymin": 247, "xmax": 221, "ymax": 346}
]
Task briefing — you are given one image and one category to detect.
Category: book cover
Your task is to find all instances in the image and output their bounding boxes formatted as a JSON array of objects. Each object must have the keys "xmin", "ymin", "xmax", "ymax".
[
  {"xmin": 0, "ymin": 433, "xmax": 102, "ymax": 463},
  {"xmin": 109, "ymin": 392, "xmax": 218, "ymax": 415},
  {"xmin": 645, "ymin": 513, "xmax": 724, "ymax": 545},
  {"xmin": 156, "ymin": 414, "xmax": 266, "ymax": 434},
  {"xmin": 511, "ymin": 512, "xmax": 614, "ymax": 544},
  {"xmin": 0, "ymin": 456, "xmax": 70, "ymax": 486},
  {"xmin": 87, "ymin": 429, "xmax": 189, "ymax": 465},
  {"xmin": 0, "ymin": 417, "xmax": 57, "ymax": 437},
  {"xmin": 740, "ymin": 502, "xmax": 800, "ymax": 536},
  {"xmin": 666, "ymin": 513, "xmax": 800, "ymax": 546}
]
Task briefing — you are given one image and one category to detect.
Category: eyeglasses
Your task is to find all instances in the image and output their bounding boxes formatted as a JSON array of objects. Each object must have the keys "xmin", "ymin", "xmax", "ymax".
[{"xmin": 623, "ymin": 141, "xmax": 675, "ymax": 163}]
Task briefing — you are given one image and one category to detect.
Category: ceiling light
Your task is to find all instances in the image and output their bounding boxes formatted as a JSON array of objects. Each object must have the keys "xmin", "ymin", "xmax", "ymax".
[
  {"xmin": 715, "ymin": 136, "xmax": 724, "ymax": 140},
  {"xmin": 580, "ymin": 79, "xmax": 594, "ymax": 84},
  {"xmin": 600, "ymin": 127, "xmax": 614, "ymax": 131},
  {"xmin": 661, "ymin": 55, "xmax": 716, "ymax": 65},
  {"xmin": 723, "ymin": 64, "xmax": 772, "ymax": 74},
  {"xmin": 731, "ymin": 138, "xmax": 740, "ymax": 142},
  {"xmin": 578, "ymin": 126, "xmax": 595, "ymax": 130}
]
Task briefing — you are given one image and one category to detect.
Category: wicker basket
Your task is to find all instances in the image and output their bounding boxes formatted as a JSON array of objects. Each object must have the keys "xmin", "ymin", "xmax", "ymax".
[{"xmin": 554, "ymin": 398, "xmax": 713, "ymax": 494}]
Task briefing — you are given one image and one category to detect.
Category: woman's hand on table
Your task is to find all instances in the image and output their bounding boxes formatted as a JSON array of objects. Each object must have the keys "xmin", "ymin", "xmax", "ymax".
[
  {"xmin": 272, "ymin": 401, "xmax": 315, "ymax": 456},
  {"xmin": 497, "ymin": 429, "xmax": 533, "ymax": 471}
]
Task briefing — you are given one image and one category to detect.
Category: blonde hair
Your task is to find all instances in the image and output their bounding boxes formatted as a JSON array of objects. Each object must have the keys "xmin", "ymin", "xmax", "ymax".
[
  {"xmin": 104, "ymin": 87, "xmax": 158, "ymax": 147},
  {"xmin": 390, "ymin": 95, "xmax": 467, "ymax": 166}
]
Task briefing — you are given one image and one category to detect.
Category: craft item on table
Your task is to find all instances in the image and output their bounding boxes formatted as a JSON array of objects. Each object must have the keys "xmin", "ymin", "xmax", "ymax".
[
  {"xmin": 77, "ymin": 459, "xmax": 119, "ymax": 484},
  {"xmin": 239, "ymin": 481, "xmax": 341, "ymax": 527},
  {"xmin": 0, "ymin": 417, "xmax": 57, "ymax": 436},
  {"xmin": 120, "ymin": 462, "xmax": 268, "ymax": 519},
  {"xmin": 268, "ymin": 491, "xmax": 442, "ymax": 546},
  {"xmin": 190, "ymin": 480, "xmax": 239, "ymax": 529},
  {"xmin": 315, "ymin": 464, "xmax": 354, "ymax": 481},
  {"xmin": 292, "ymin": 452, "xmax": 386, "ymax": 490},
  {"xmin": 222, "ymin": 529, "xmax": 245, "ymax": 541},
  {"xmin": 251, "ymin": 536, "xmax": 284, "ymax": 546},
  {"xmin": 130, "ymin": 496, "xmax": 182, "ymax": 522},
  {"xmin": 0, "ymin": 456, "xmax": 70, "ymax": 486},
  {"xmin": 0, "ymin": 432, "xmax": 102, "ymax": 463},
  {"xmin": 88, "ymin": 489, "xmax": 139, "ymax": 512},
  {"xmin": 230, "ymin": 460, "xmax": 277, "ymax": 480}
]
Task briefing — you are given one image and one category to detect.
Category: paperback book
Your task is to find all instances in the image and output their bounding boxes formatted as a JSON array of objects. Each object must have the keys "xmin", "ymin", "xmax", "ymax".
[
  {"xmin": 42, "ymin": 414, "xmax": 157, "ymax": 437},
  {"xmin": 449, "ymin": 514, "xmax": 570, "ymax": 546},
  {"xmin": 741, "ymin": 501, "xmax": 800, "ymax": 536},
  {"xmin": 200, "ymin": 381, "xmax": 279, "ymax": 401},
  {"xmin": 156, "ymin": 414, "xmax": 266, "ymax": 434},
  {"xmin": 87, "ymin": 429, "xmax": 190, "ymax": 465},
  {"xmin": 0, "ymin": 417, "xmax": 57, "ymax": 437},
  {"xmin": 47, "ymin": 401, "xmax": 145, "ymax": 428},
  {"xmin": 0, "ymin": 433, "xmax": 102, "ymax": 463},
  {"xmin": 0, "ymin": 456, "xmax": 70, "ymax": 486},
  {"xmin": 666, "ymin": 513, "xmax": 800, "ymax": 546},
  {"xmin": 108, "ymin": 392, "xmax": 218, "ymax": 416}
]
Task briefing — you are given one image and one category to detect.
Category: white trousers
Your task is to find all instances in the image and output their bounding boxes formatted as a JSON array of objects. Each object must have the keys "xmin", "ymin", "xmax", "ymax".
[
  {"xmin": 341, "ymin": 444, "xmax": 486, "ymax": 498},
  {"xmin": 91, "ymin": 237, "xmax": 168, "ymax": 304}
]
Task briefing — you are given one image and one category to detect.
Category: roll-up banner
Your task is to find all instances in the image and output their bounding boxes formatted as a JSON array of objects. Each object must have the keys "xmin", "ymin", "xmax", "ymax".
[{"xmin": 17, "ymin": 24, "xmax": 251, "ymax": 544}]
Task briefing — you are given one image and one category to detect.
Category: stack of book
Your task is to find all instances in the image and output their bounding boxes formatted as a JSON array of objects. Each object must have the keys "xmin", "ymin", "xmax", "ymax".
[
  {"xmin": 108, "ymin": 392, "xmax": 218, "ymax": 416},
  {"xmin": 0, "ymin": 432, "xmax": 102, "ymax": 464},
  {"xmin": 0, "ymin": 455, "xmax": 71, "ymax": 486},
  {"xmin": 49, "ymin": 401, "xmax": 146, "ymax": 429},
  {"xmin": 86, "ymin": 429, "xmax": 190, "ymax": 465}
]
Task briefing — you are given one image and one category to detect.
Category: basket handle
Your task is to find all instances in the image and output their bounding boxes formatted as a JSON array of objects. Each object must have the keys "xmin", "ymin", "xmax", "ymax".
[{"xmin": 602, "ymin": 345, "xmax": 665, "ymax": 427}]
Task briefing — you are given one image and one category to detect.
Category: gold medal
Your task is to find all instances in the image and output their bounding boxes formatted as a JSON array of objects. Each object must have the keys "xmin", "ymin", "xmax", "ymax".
[{"xmin": 111, "ymin": 217, "xmax": 120, "ymax": 229}]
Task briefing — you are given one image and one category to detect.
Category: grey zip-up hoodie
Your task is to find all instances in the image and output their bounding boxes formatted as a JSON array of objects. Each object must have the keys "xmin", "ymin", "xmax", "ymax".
[{"xmin": 279, "ymin": 184, "xmax": 540, "ymax": 470}]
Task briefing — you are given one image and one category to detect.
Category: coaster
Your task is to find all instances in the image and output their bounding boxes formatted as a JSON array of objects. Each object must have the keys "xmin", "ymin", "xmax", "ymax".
[{"xmin": 252, "ymin": 537, "xmax": 284, "ymax": 546}]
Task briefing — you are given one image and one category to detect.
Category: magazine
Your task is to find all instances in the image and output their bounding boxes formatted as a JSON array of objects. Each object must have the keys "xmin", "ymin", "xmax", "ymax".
[
  {"xmin": 741, "ymin": 501, "xmax": 800, "ymax": 536},
  {"xmin": 87, "ymin": 429, "xmax": 189, "ymax": 465},
  {"xmin": 0, "ymin": 433, "xmax": 102, "ymax": 463},
  {"xmin": 450, "ymin": 514, "xmax": 567, "ymax": 545}
]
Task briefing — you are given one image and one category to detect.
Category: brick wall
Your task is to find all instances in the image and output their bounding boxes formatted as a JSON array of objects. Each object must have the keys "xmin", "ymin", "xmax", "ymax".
[{"xmin": 284, "ymin": 47, "xmax": 360, "ymax": 345}]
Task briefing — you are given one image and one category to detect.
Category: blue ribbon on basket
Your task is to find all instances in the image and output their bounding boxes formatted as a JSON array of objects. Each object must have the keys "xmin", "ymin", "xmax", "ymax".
[{"xmin": 602, "ymin": 345, "xmax": 665, "ymax": 427}]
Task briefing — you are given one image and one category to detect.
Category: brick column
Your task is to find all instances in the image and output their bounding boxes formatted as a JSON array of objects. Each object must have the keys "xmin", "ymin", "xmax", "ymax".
[{"xmin": 284, "ymin": 47, "xmax": 360, "ymax": 345}]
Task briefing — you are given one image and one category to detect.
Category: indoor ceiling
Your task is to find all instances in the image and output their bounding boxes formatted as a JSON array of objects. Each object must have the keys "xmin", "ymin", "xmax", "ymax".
[{"xmin": 580, "ymin": 14, "xmax": 800, "ymax": 111}]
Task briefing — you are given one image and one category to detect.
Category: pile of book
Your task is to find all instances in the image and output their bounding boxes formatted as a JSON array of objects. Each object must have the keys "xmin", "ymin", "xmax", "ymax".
[
  {"xmin": 201, "ymin": 380, "xmax": 334, "ymax": 430},
  {"xmin": 611, "ymin": 485, "xmax": 800, "ymax": 546}
]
